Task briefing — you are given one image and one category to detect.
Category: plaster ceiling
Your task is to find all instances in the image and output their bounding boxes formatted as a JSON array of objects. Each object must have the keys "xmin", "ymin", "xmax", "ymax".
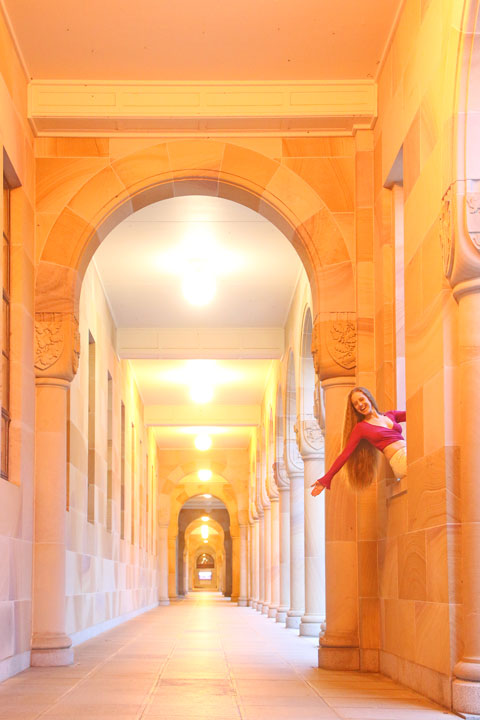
[
  {"xmin": 94, "ymin": 195, "xmax": 299, "ymax": 452},
  {"xmin": 4, "ymin": 0, "xmax": 402, "ymax": 81},
  {"xmin": 93, "ymin": 195, "xmax": 302, "ymax": 328}
]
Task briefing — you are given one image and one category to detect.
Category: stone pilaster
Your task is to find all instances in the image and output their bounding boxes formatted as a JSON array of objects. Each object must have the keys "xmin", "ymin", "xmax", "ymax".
[
  {"xmin": 296, "ymin": 415, "xmax": 326, "ymax": 637},
  {"xmin": 157, "ymin": 525, "xmax": 170, "ymax": 605},
  {"xmin": 238, "ymin": 524, "xmax": 248, "ymax": 606},
  {"xmin": 31, "ymin": 312, "xmax": 80, "ymax": 667}
]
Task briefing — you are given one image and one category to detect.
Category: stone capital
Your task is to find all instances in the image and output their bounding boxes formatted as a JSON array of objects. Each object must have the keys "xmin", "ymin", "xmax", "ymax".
[
  {"xmin": 442, "ymin": 180, "xmax": 480, "ymax": 293},
  {"xmin": 312, "ymin": 313, "xmax": 357, "ymax": 382},
  {"xmin": 294, "ymin": 414, "xmax": 325, "ymax": 460},
  {"xmin": 284, "ymin": 437, "xmax": 303, "ymax": 477},
  {"xmin": 35, "ymin": 312, "xmax": 80, "ymax": 383},
  {"xmin": 273, "ymin": 460, "xmax": 290, "ymax": 491}
]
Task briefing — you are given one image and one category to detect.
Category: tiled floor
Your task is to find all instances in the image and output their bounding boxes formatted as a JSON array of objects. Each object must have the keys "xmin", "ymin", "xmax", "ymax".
[{"xmin": 0, "ymin": 593, "xmax": 459, "ymax": 720}]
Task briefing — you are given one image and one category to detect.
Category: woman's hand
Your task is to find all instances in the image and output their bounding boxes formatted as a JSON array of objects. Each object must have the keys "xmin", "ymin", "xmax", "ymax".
[{"xmin": 311, "ymin": 481, "xmax": 325, "ymax": 497}]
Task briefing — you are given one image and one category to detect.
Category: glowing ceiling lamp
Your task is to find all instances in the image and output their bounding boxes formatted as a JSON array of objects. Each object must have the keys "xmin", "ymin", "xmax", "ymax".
[
  {"xmin": 201, "ymin": 524, "xmax": 209, "ymax": 539},
  {"xmin": 198, "ymin": 469, "xmax": 212, "ymax": 482},
  {"xmin": 203, "ymin": 494, "xmax": 212, "ymax": 499},
  {"xmin": 195, "ymin": 433, "xmax": 212, "ymax": 451},
  {"xmin": 201, "ymin": 516, "xmax": 209, "ymax": 521},
  {"xmin": 203, "ymin": 539, "xmax": 208, "ymax": 543},
  {"xmin": 190, "ymin": 383, "xmax": 214, "ymax": 404}
]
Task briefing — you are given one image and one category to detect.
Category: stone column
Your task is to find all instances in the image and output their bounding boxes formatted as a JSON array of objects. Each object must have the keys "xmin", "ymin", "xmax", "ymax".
[
  {"xmin": 273, "ymin": 461, "xmax": 290, "ymax": 623},
  {"xmin": 257, "ymin": 510, "xmax": 265, "ymax": 611},
  {"xmin": 31, "ymin": 312, "xmax": 80, "ymax": 667},
  {"xmin": 177, "ymin": 529, "xmax": 185, "ymax": 596},
  {"xmin": 318, "ymin": 376, "xmax": 358, "ymax": 669},
  {"xmin": 453, "ymin": 281, "xmax": 480, "ymax": 711},
  {"xmin": 183, "ymin": 550, "xmax": 189, "ymax": 595},
  {"xmin": 268, "ymin": 496, "xmax": 280, "ymax": 618},
  {"xmin": 296, "ymin": 415, "xmax": 326, "ymax": 637},
  {"xmin": 262, "ymin": 502, "xmax": 271, "ymax": 614},
  {"xmin": 238, "ymin": 524, "xmax": 248, "ymax": 606},
  {"xmin": 224, "ymin": 529, "xmax": 233, "ymax": 598},
  {"xmin": 168, "ymin": 533, "xmax": 178, "ymax": 599},
  {"xmin": 157, "ymin": 525, "xmax": 170, "ymax": 605},
  {"xmin": 231, "ymin": 532, "xmax": 240, "ymax": 602},
  {"xmin": 250, "ymin": 518, "xmax": 259, "ymax": 608},
  {"xmin": 284, "ymin": 438, "xmax": 305, "ymax": 629}
]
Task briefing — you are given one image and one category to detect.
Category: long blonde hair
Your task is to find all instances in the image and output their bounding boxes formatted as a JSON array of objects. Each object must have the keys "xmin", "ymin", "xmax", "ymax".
[{"xmin": 342, "ymin": 386, "xmax": 380, "ymax": 490}]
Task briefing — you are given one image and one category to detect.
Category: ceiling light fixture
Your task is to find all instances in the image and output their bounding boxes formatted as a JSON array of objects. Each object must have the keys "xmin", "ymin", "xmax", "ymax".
[
  {"xmin": 201, "ymin": 516, "xmax": 209, "ymax": 521},
  {"xmin": 198, "ymin": 469, "xmax": 212, "ymax": 482},
  {"xmin": 195, "ymin": 433, "xmax": 212, "ymax": 451},
  {"xmin": 190, "ymin": 383, "xmax": 214, "ymax": 404},
  {"xmin": 203, "ymin": 494, "xmax": 212, "ymax": 499},
  {"xmin": 201, "ymin": 525, "xmax": 209, "ymax": 539}
]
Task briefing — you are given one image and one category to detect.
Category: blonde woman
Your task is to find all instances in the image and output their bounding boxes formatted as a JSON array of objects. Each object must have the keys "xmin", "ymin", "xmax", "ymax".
[{"xmin": 311, "ymin": 386, "xmax": 406, "ymax": 496}]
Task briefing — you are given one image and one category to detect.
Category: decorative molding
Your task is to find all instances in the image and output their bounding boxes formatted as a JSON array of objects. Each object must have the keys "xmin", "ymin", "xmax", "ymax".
[
  {"xmin": 28, "ymin": 80, "xmax": 377, "ymax": 137},
  {"xmin": 440, "ymin": 186, "xmax": 454, "ymax": 278},
  {"xmin": 326, "ymin": 314, "xmax": 356, "ymax": 370},
  {"xmin": 314, "ymin": 380, "xmax": 325, "ymax": 432},
  {"xmin": 34, "ymin": 313, "xmax": 63, "ymax": 371}
]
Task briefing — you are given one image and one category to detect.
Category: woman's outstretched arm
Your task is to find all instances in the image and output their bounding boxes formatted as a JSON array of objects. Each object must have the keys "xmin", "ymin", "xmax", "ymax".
[{"xmin": 311, "ymin": 424, "xmax": 363, "ymax": 494}]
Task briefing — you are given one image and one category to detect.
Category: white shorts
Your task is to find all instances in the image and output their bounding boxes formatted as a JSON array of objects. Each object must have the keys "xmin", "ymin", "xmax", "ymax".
[{"xmin": 388, "ymin": 447, "xmax": 407, "ymax": 479}]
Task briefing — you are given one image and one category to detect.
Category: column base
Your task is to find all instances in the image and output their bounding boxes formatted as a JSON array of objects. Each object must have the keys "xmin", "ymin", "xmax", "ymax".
[
  {"xmin": 300, "ymin": 620, "xmax": 321, "ymax": 637},
  {"xmin": 237, "ymin": 598, "xmax": 248, "ymax": 607},
  {"xmin": 276, "ymin": 609, "xmax": 287, "ymax": 623},
  {"xmin": 318, "ymin": 645, "xmax": 360, "ymax": 671},
  {"xmin": 286, "ymin": 612, "xmax": 302, "ymax": 629},
  {"xmin": 268, "ymin": 606, "xmax": 278, "ymax": 619},
  {"xmin": 453, "ymin": 679, "xmax": 480, "ymax": 717},
  {"xmin": 158, "ymin": 599, "xmax": 170, "ymax": 606},
  {"xmin": 31, "ymin": 647, "xmax": 74, "ymax": 667},
  {"xmin": 261, "ymin": 604, "xmax": 269, "ymax": 615}
]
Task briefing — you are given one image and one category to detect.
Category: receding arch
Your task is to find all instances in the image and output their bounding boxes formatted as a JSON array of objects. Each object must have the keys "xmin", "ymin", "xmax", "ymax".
[{"xmin": 35, "ymin": 140, "xmax": 355, "ymax": 331}]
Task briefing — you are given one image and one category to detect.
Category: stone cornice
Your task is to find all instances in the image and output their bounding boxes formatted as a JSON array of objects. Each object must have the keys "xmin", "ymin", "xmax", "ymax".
[{"xmin": 28, "ymin": 80, "xmax": 377, "ymax": 137}]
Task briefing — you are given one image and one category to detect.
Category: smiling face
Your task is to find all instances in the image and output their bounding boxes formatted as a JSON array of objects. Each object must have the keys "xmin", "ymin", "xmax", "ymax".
[{"xmin": 350, "ymin": 390, "xmax": 373, "ymax": 417}]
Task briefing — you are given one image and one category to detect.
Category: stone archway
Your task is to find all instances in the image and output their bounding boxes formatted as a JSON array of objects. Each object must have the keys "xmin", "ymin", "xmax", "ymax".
[{"xmin": 34, "ymin": 139, "xmax": 355, "ymax": 382}]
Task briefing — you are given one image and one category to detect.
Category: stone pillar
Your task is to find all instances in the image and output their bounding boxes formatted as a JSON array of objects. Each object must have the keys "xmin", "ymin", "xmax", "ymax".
[
  {"xmin": 284, "ymin": 439, "xmax": 305, "ymax": 629},
  {"xmin": 31, "ymin": 312, "xmax": 80, "ymax": 667},
  {"xmin": 183, "ymin": 550, "xmax": 189, "ymax": 595},
  {"xmin": 273, "ymin": 461, "xmax": 290, "ymax": 623},
  {"xmin": 231, "ymin": 533, "xmax": 240, "ymax": 602},
  {"xmin": 268, "ymin": 497, "xmax": 280, "ymax": 618},
  {"xmin": 453, "ymin": 281, "xmax": 480, "ymax": 712},
  {"xmin": 257, "ymin": 510, "xmax": 265, "ymax": 611},
  {"xmin": 249, "ymin": 518, "xmax": 259, "ymax": 608},
  {"xmin": 238, "ymin": 524, "xmax": 248, "ymax": 606},
  {"xmin": 262, "ymin": 503, "xmax": 271, "ymax": 614},
  {"xmin": 177, "ymin": 529, "xmax": 185, "ymax": 596},
  {"xmin": 318, "ymin": 376, "xmax": 358, "ymax": 670},
  {"xmin": 296, "ymin": 415, "xmax": 326, "ymax": 637},
  {"xmin": 224, "ymin": 529, "xmax": 233, "ymax": 598},
  {"xmin": 168, "ymin": 533, "xmax": 178, "ymax": 599},
  {"xmin": 157, "ymin": 525, "xmax": 170, "ymax": 605}
]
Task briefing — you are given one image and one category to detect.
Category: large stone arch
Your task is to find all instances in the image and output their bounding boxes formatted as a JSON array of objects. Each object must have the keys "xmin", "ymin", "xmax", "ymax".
[{"xmin": 35, "ymin": 139, "xmax": 355, "ymax": 365}]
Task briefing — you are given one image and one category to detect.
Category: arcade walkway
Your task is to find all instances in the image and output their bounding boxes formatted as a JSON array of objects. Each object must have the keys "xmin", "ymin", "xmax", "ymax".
[{"xmin": 0, "ymin": 594, "xmax": 458, "ymax": 720}]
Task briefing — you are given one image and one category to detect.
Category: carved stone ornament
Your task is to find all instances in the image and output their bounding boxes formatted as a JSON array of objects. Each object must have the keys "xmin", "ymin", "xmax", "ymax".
[
  {"xmin": 295, "ymin": 415, "xmax": 325, "ymax": 459},
  {"xmin": 440, "ymin": 187, "xmax": 454, "ymax": 278},
  {"xmin": 284, "ymin": 438, "xmax": 303, "ymax": 475},
  {"xmin": 326, "ymin": 313, "xmax": 356, "ymax": 370},
  {"xmin": 72, "ymin": 317, "xmax": 81, "ymax": 375},
  {"xmin": 466, "ymin": 192, "xmax": 480, "ymax": 251},
  {"xmin": 34, "ymin": 312, "xmax": 80, "ymax": 382},
  {"xmin": 313, "ymin": 380, "xmax": 325, "ymax": 432},
  {"xmin": 272, "ymin": 460, "xmax": 290, "ymax": 490},
  {"xmin": 34, "ymin": 313, "xmax": 64, "ymax": 371}
]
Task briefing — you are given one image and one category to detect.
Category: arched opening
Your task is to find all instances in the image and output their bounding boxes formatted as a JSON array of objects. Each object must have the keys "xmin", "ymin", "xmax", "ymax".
[{"xmin": 178, "ymin": 494, "xmax": 232, "ymax": 596}]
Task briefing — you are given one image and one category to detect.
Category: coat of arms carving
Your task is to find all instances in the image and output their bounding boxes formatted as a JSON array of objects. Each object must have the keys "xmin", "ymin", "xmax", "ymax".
[
  {"xmin": 34, "ymin": 313, "xmax": 64, "ymax": 371},
  {"xmin": 326, "ymin": 314, "xmax": 356, "ymax": 370}
]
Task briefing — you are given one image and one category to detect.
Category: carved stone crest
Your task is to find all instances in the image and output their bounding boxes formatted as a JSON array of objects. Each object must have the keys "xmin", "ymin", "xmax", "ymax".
[
  {"xmin": 35, "ymin": 313, "xmax": 64, "ymax": 371},
  {"xmin": 72, "ymin": 317, "xmax": 81, "ymax": 375},
  {"xmin": 466, "ymin": 192, "xmax": 480, "ymax": 251},
  {"xmin": 295, "ymin": 415, "xmax": 324, "ymax": 459},
  {"xmin": 440, "ymin": 187, "xmax": 454, "ymax": 278},
  {"xmin": 326, "ymin": 314, "xmax": 356, "ymax": 370}
]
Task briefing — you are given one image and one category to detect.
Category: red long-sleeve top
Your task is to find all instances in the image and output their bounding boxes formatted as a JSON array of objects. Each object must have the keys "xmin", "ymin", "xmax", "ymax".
[{"xmin": 317, "ymin": 411, "xmax": 406, "ymax": 489}]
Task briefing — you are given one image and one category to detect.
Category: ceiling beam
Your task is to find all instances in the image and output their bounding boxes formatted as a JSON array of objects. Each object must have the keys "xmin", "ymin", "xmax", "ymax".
[
  {"xmin": 145, "ymin": 404, "xmax": 260, "ymax": 426},
  {"xmin": 118, "ymin": 327, "xmax": 284, "ymax": 359},
  {"xmin": 28, "ymin": 80, "xmax": 377, "ymax": 136}
]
